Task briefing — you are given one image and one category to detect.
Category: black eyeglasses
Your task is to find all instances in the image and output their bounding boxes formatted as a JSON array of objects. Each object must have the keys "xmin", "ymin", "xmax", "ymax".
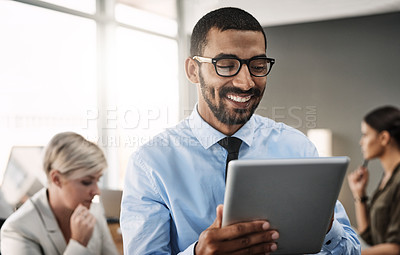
[{"xmin": 193, "ymin": 55, "xmax": 275, "ymax": 77}]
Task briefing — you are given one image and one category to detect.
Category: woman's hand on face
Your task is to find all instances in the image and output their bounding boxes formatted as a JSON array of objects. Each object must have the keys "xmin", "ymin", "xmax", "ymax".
[
  {"xmin": 347, "ymin": 166, "xmax": 369, "ymax": 198},
  {"xmin": 70, "ymin": 204, "xmax": 96, "ymax": 247}
]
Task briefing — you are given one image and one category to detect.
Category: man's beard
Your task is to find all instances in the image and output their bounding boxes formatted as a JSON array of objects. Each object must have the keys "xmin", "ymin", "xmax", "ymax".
[{"xmin": 199, "ymin": 72, "xmax": 263, "ymax": 125}]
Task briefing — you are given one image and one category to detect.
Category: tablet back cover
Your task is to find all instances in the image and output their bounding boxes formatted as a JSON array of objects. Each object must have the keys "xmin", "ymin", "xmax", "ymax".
[{"xmin": 222, "ymin": 157, "xmax": 349, "ymax": 255}]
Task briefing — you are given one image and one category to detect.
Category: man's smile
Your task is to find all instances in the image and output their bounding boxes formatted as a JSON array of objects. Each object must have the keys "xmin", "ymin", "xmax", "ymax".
[{"xmin": 227, "ymin": 94, "xmax": 252, "ymax": 103}]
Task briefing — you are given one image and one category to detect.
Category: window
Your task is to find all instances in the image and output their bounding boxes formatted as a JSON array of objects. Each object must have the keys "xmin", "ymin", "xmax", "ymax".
[
  {"xmin": 115, "ymin": 3, "xmax": 177, "ymax": 37},
  {"xmin": 0, "ymin": 0, "xmax": 179, "ymax": 189},
  {"xmin": 38, "ymin": 0, "xmax": 95, "ymax": 14},
  {"xmin": 0, "ymin": 1, "xmax": 96, "ymax": 183},
  {"xmin": 107, "ymin": 27, "xmax": 179, "ymax": 186}
]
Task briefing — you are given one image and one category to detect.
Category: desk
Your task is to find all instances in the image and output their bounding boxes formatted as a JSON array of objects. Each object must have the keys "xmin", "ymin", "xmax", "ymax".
[{"xmin": 108, "ymin": 222, "xmax": 123, "ymax": 255}]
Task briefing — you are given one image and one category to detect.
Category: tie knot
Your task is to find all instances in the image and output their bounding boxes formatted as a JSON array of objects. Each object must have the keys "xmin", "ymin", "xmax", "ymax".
[{"xmin": 218, "ymin": 137, "xmax": 242, "ymax": 154}]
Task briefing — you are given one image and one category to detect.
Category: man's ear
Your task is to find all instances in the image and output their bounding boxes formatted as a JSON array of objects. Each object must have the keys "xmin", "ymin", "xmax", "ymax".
[
  {"xmin": 185, "ymin": 57, "xmax": 200, "ymax": 84},
  {"xmin": 49, "ymin": 170, "xmax": 62, "ymax": 187}
]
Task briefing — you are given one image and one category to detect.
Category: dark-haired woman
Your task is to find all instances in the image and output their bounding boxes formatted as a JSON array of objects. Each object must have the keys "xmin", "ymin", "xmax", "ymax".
[{"xmin": 348, "ymin": 105, "xmax": 400, "ymax": 255}]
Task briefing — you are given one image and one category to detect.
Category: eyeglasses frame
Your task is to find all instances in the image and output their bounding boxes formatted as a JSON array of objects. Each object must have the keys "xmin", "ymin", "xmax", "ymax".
[{"xmin": 192, "ymin": 55, "xmax": 275, "ymax": 77}]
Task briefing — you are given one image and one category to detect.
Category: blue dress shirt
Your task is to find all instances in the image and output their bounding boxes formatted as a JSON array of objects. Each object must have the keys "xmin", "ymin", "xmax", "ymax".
[{"xmin": 120, "ymin": 107, "xmax": 361, "ymax": 255}]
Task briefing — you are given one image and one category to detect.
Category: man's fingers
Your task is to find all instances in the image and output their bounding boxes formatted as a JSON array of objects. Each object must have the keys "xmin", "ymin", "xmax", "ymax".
[
  {"xmin": 197, "ymin": 219, "xmax": 278, "ymax": 255},
  {"xmin": 229, "ymin": 242, "xmax": 278, "ymax": 255},
  {"xmin": 198, "ymin": 205, "xmax": 279, "ymax": 255},
  {"xmin": 221, "ymin": 230, "xmax": 279, "ymax": 253},
  {"xmin": 216, "ymin": 204, "xmax": 223, "ymax": 228},
  {"xmin": 216, "ymin": 221, "xmax": 271, "ymax": 240},
  {"xmin": 209, "ymin": 204, "xmax": 224, "ymax": 229}
]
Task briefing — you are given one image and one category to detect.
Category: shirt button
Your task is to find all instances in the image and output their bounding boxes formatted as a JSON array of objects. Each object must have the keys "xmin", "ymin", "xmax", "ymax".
[{"xmin": 325, "ymin": 240, "xmax": 331, "ymax": 245}]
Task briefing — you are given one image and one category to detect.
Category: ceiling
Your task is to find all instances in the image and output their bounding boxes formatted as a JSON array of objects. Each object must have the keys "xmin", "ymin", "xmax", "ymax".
[{"xmin": 120, "ymin": 0, "xmax": 400, "ymax": 33}]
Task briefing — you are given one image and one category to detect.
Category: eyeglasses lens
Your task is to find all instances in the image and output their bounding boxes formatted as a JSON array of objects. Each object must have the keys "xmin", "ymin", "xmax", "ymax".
[
  {"xmin": 249, "ymin": 59, "xmax": 270, "ymax": 76},
  {"xmin": 215, "ymin": 59, "xmax": 240, "ymax": 76},
  {"xmin": 215, "ymin": 58, "xmax": 270, "ymax": 77}
]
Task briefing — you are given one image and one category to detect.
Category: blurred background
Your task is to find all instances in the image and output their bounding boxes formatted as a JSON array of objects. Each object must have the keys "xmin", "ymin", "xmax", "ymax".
[{"xmin": 1, "ymin": 0, "xmax": 400, "ymax": 228}]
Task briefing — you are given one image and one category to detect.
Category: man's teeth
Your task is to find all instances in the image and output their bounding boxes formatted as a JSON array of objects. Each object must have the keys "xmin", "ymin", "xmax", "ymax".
[{"xmin": 227, "ymin": 95, "xmax": 251, "ymax": 103}]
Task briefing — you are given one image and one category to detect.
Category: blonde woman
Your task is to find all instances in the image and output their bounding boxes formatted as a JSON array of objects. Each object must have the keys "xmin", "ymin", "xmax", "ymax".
[
  {"xmin": 348, "ymin": 106, "xmax": 400, "ymax": 255},
  {"xmin": 1, "ymin": 132, "xmax": 119, "ymax": 255}
]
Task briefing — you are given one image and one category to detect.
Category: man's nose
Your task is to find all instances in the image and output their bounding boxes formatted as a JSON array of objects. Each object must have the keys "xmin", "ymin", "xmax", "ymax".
[{"xmin": 232, "ymin": 64, "xmax": 255, "ymax": 90}]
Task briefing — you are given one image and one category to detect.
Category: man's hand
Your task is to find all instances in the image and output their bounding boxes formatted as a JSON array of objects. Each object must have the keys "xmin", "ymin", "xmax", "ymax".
[{"xmin": 195, "ymin": 205, "xmax": 279, "ymax": 254}]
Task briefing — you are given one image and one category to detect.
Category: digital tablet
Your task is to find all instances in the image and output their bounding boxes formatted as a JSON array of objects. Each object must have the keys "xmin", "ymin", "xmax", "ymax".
[{"xmin": 222, "ymin": 157, "xmax": 349, "ymax": 255}]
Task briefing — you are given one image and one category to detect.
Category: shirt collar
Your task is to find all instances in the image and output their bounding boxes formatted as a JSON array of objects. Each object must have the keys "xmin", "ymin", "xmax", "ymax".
[{"xmin": 189, "ymin": 104, "xmax": 255, "ymax": 149}]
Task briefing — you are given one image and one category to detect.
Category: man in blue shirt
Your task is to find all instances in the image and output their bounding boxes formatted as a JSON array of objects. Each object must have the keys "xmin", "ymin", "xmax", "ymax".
[{"xmin": 120, "ymin": 7, "xmax": 361, "ymax": 255}]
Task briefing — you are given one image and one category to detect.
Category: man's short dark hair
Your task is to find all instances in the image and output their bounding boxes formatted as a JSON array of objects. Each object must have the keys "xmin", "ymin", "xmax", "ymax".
[{"xmin": 190, "ymin": 7, "xmax": 267, "ymax": 56}]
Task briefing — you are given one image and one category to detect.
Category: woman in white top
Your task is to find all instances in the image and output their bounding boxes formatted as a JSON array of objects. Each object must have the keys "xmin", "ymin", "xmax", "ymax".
[{"xmin": 1, "ymin": 132, "xmax": 119, "ymax": 255}]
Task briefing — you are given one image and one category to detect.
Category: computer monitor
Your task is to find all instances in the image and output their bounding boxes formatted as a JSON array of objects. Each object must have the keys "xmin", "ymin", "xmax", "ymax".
[{"xmin": 1, "ymin": 146, "xmax": 47, "ymax": 208}]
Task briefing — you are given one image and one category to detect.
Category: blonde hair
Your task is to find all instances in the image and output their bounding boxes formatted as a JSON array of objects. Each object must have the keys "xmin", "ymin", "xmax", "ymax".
[{"xmin": 43, "ymin": 132, "xmax": 107, "ymax": 180}]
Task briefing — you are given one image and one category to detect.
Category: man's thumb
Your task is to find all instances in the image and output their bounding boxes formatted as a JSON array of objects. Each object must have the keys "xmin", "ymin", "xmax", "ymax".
[{"xmin": 211, "ymin": 204, "xmax": 224, "ymax": 228}]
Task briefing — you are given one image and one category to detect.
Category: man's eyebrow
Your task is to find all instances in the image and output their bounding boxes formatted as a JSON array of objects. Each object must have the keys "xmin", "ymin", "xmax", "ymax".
[
  {"xmin": 253, "ymin": 54, "xmax": 267, "ymax": 58},
  {"xmin": 214, "ymin": 53, "xmax": 267, "ymax": 59},
  {"xmin": 214, "ymin": 53, "xmax": 237, "ymax": 58}
]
